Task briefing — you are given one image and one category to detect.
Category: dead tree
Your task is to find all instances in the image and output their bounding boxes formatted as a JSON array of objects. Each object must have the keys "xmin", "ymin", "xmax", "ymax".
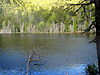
[{"xmin": 26, "ymin": 46, "xmax": 43, "ymax": 75}]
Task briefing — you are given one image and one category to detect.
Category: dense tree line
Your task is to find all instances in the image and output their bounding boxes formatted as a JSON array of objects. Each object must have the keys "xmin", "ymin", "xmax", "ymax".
[{"xmin": 0, "ymin": 0, "xmax": 95, "ymax": 33}]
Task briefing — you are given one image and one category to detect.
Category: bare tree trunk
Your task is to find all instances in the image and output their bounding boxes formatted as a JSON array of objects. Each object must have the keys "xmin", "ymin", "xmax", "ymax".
[
  {"xmin": 95, "ymin": 0, "xmax": 100, "ymax": 72},
  {"xmin": 20, "ymin": 22, "xmax": 24, "ymax": 33}
]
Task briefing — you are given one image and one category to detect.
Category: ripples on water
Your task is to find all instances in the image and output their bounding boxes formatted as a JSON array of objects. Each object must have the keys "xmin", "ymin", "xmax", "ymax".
[{"xmin": 0, "ymin": 33, "xmax": 97, "ymax": 75}]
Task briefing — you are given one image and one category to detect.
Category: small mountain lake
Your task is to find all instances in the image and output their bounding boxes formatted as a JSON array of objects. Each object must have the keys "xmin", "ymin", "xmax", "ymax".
[{"xmin": 0, "ymin": 33, "xmax": 97, "ymax": 75}]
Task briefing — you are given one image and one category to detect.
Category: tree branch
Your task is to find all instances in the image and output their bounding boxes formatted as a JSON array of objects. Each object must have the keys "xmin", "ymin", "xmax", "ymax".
[
  {"xmin": 74, "ymin": 5, "xmax": 82, "ymax": 14},
  {"xmin": 64, "ymin": 1, "xmax": 84, "ymax": 11},
  {"xmin": 69, "ymin": 1, "xmax": 94, "ymax": 6},
  {"xmin": 13, "ymin": 0, "xmax": 25, "ymax": 7},
  {"xmin": 89, "ymin": 37, "xmax": 96, "ymax": 43},
  {"xmin": 84, "ymin": 21, "xmax": 96, "ymax": 32},
  {"xmin": 81, "ymin": 21, "xmax": 96, "ymax": 34}
]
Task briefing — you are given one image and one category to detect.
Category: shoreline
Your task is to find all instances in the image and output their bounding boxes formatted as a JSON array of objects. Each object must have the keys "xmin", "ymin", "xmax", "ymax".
[{"xmin": 0, "ymin": 31, "xmax": 94, "ymax": 34}]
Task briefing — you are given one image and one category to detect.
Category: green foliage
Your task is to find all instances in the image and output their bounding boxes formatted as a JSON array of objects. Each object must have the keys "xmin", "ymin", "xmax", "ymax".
[
  {"xmin": 38, "ymin": 21, "xmax": 45, "ymax": 31},
  {"xmin": 65, "ymin": 24, "xmax": 69, "ymax": 32},
  {"xmin": 86, "ymin": 64, "xmax": 98, "ymax": 75},
  {"xmin": 74, "ymin": 22, "xmax": 78, "ymax": 32},
  {"xmin": 0, "ymin": 0, "xmax": 95, "ymax": 33}
]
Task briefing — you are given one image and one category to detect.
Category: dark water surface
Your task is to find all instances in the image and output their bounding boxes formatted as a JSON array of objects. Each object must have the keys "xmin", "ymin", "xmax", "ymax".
[{"xmin": 0, "ymin": 33, "xmax": 97, "ymax": 75}]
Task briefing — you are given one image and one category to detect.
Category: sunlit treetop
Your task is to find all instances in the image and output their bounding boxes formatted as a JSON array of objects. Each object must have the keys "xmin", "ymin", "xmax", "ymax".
[
  {"xmin": 0, "ymin": 0, "xmax": 91, "ymax": 12},
  {"xmin": 65, "ymin": 0, "xmax": 82, "ymax": 3},
  {"xmin": 22, "ymin": 0, "xmax": 82, "ymax": 9},
  {"xmin": 23, "ymin": 0, "xmax": 81, "ymax": 4},
  {"xmin": 22, "ymin": 0, "xmax": 57, "ymax": 8}
]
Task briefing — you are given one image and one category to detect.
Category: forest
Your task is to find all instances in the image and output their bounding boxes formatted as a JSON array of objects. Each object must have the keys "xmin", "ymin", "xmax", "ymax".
[
  {"xmin": 0, "ymin": 0, "xmax": 95, "ymax": 33},
  {"xmin": 0, "ymin": 0, "xmax": 100, "ymax": 75}
]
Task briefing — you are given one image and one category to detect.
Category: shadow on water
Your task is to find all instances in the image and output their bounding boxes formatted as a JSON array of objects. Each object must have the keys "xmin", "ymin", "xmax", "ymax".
[{"xmin": 0, "ymin": 33, "xmax": 97, "ymax": 75}]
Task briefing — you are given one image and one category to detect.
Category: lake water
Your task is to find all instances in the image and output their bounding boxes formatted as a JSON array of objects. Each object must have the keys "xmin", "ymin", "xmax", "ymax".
[{"xmin": 0, "ymin": 33, "xmax": 97, "ymax": 75}]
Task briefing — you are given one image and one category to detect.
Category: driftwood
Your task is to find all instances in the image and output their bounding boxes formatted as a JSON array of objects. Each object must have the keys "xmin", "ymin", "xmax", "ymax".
[{"xmin": 26, "ymin": 46, "xmax": 43, "ymax": 75}]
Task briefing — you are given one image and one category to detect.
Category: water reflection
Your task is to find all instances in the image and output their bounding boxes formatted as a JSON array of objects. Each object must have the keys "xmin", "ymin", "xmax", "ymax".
[{"xmin": 0, "ymin": 33, "xmax": 97, "ymax": 75}]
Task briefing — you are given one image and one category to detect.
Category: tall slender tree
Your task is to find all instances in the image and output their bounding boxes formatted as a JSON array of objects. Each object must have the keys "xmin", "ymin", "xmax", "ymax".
[
  {"xmin": 95, "ymin": 0, "xmax": 100, "ymax": 72},
  {"xmin": 68, "ymin": 0, "xmax": 100, "ymax": 72}
]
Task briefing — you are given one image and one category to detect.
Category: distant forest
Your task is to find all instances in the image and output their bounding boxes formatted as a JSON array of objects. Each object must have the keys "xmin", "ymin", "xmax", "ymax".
[{"xmin": 0, "ymin": 0, "xmax": 95, "ymax": 33}]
